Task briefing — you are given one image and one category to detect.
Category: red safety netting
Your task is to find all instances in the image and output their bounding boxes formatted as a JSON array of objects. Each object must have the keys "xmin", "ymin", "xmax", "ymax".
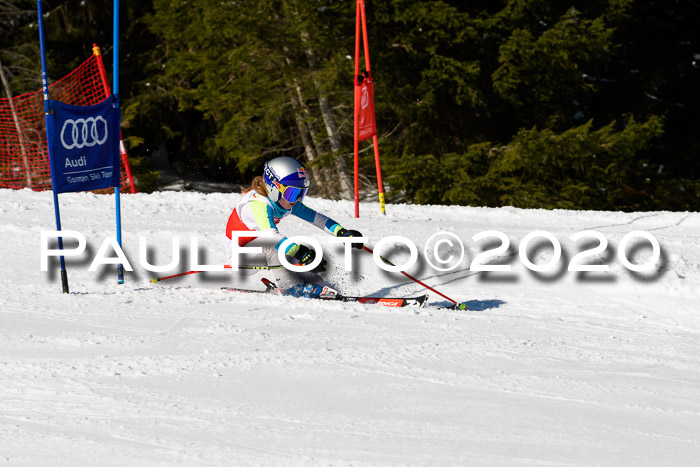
[{"xmin": 0, "ymin": 50, "xmax": 135, "ymax": 192}]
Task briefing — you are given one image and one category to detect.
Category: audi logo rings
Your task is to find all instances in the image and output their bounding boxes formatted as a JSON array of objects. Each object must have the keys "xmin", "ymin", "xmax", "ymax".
[{"xmin": 60, "ymin": 117, "xmax": 109, "ymax": 150}]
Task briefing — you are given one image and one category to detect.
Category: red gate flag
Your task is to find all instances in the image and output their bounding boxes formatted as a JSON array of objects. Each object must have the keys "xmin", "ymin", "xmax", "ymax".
[{"xmin": 357, "ymin": 78, "xmax": 376, "ymax": 141}]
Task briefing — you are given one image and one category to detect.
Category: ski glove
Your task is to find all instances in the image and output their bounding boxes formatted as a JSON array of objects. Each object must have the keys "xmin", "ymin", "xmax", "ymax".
[
  {"xmin": 292, "ymin": 244, "xmax": 327, "ymax": 273},
  {"xmin": 336, "ymin": 228, "xmax": 364, "ymax": 249}
]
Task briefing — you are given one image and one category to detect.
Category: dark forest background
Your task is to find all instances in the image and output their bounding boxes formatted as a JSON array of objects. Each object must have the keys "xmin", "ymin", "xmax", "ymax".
[{"xmin": 2, "ymin": 0, "xmax": 699, "ymax": 211}]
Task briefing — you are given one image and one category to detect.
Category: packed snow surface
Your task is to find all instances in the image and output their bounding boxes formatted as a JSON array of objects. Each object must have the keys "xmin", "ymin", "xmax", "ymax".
[{"xmin": 1, "ymin": 188, "xmax": 699, "ymax": 466}]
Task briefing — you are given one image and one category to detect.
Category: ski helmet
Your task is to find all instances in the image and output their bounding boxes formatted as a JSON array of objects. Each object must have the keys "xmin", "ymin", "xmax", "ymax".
[{"xmin": 263, "ymin": 156, "xmax": 310, "ymax": 204}]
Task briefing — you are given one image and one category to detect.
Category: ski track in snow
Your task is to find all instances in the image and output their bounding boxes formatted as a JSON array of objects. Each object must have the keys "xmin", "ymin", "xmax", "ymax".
[{"xmin": 1, "ymin": 188, "xmax": 699, "ymax": 466}]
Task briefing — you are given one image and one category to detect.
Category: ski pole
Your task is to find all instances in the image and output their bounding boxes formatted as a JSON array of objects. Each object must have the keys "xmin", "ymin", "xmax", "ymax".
[
  {"xmin": 362, "ymin": 245, "xmax": 459, "ymax": 305},
  {"xmin": 151, "ymin": 264, "xmax": 285, "ymax": 283}
]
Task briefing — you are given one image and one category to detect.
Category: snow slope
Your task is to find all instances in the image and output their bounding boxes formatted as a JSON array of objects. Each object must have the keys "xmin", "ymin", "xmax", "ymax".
[{"xmin": 1, "ymin": 188, "xmax": 699, "ymax": 466}]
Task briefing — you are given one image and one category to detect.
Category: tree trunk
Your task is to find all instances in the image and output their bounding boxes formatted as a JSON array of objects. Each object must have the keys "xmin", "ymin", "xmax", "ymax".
[
  {"xmin": 288, "ymin": 81, "xmax": 332, "ymax": 198},
  {"xmin": 281, "ymin": 44, "xmax": 335, "ymax": 198},
  {"xmin": 301, "ymin": 33, "xmax": 354, "ymax": 200},
  {"xmin": 0, "ymin": 59, "xmax": 33, "ymax": 188}
]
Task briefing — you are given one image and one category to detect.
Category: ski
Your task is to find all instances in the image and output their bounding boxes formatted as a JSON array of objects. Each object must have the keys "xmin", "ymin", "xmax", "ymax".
[
  {"xmin": 337, "ymin": 294, "xmax": 429, "ymax": 308},
  {"xmin": 221, "ymin": 286, "xmax": 429, "ymax": 308}
]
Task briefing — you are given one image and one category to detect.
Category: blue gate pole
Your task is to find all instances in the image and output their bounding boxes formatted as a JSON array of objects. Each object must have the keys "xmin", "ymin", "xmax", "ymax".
[
  {"xmin": 37, "ymin": 0, "xmax": 69, "ymax": 293},
  {"xmin": 114, "ymin": 0, "xmax": 124, "ymax": 284}
]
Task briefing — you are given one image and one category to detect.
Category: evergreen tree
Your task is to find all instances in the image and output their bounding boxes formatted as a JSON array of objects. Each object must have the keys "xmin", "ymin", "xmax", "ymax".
[
  {"xmin": 2, "ymin": 0, "xmax": 697, "ymax": 209},
  {"xmin": 371, "ymin": 0, "xmax": 699, "ymax": 211},
  {"xmin": 135, "ymin": 0, "xmax": 356, "ymax": 197},
  {"xmin": 0, "ymin": 0, "xmax": 40, "ymax": 94}
]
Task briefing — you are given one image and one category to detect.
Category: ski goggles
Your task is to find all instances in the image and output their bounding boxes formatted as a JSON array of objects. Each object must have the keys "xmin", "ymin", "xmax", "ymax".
[{"xmin": 278, "ymin": 183, "xmax": 308, "ymax": 203}]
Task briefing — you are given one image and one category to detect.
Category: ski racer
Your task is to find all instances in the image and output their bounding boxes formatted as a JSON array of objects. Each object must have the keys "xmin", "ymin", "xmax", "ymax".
[{"xmin": 223, "ymin": 156, "xmax": 363, "ymax": 298}]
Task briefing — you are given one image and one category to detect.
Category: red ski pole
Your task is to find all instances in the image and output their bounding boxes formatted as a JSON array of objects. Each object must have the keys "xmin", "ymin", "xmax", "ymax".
[
  {"xmin": 150, "ymin": 264, "xmax": 285, "ymax": 283},
  {"xmin": 362, "ymin": 246, "xmax": 461, "ymax": 306}
]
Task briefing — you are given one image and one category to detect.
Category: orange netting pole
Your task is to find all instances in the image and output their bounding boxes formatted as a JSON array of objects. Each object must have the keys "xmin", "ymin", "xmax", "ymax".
[{"xmin": 93, "ymin": 44, "xmax": 136, "ymax": 194}]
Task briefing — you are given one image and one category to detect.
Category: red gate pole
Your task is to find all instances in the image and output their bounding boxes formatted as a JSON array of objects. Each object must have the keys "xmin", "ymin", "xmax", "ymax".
[
  {"xmin": 353, "ymin": 0, "xmax": 362, "ymax": 218},
  {"xmin": 354, "ymin": 0, "xmax": 386, "ymax": 217},
  {"xmin": 358, "ymin": 0, "xmax": 386, "ymax": 215}
]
